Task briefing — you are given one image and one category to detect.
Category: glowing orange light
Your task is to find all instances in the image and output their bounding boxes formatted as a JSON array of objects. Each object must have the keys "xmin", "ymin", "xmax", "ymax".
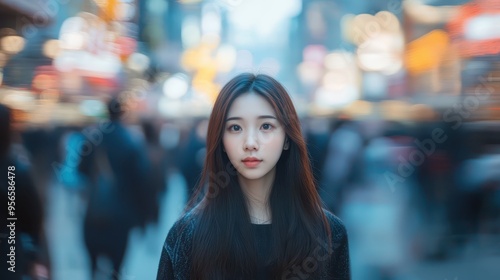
[
  {"xmin": 101, "ymin": 0, "xmax": 118, "ymax": 22},
  {"xmin": 405, "ymin": 30, "xmax": 449, "ymax": 75}
]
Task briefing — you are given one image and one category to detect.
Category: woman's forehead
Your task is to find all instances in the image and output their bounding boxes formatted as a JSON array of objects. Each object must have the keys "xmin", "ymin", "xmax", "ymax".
[{"xmin": 226, "ymin": 92, "xmax": 277, "ymax": 119}]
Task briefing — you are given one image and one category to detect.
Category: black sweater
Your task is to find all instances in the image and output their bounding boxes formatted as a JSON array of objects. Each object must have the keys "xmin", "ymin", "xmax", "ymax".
[{"xmin": 157, "ymin": 210, "xmax": 351, "ymax": 279}]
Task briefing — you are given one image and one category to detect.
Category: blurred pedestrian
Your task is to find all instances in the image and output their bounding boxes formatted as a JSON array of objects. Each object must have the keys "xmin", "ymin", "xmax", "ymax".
[
  {"xmin": 319, "ymin": 119, "xmax": 364, "ymax": 213},
  {"xmin": 0, "ymin": 104, "xmax": 49, "ymax": 280},
  {"xmin": 157, "ymin": 74, "xmax": 350, "ymax": 279},
  {"xmin": 303, "ymin": 117, "xmax": 332, "ymax": 186},
  {"xmin": 79, "ymin": 97, "xmax": 149, "ymax": 279},
  {"xmin": 177, "ymin": 117, "xmax": 207, "ymax": 199},
  {"xmin": 141, "ymin": 119, "xmax": 167, "ymax": 225}
]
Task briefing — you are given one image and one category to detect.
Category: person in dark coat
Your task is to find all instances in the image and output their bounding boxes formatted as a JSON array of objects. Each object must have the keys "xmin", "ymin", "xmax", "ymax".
[
  {"xmin": 177, "ymin": 118, "xmax": 207, "ymax": 200},
  {"xmin": 141, "ymin": 119, "xmax": 167, "ymax": 226},
  {"xmin": 79, "ymin": 97, "xmax": 149, "ymax": 279},
  {"xmin": 0, "ymin": 104, "xmax": 49, "ymax": 279}
]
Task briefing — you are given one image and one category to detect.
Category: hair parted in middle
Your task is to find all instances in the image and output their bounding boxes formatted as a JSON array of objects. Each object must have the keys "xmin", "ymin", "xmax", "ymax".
[{"xmin": 187, "ymin": 73, "xmax": 331, "ymax": 279}]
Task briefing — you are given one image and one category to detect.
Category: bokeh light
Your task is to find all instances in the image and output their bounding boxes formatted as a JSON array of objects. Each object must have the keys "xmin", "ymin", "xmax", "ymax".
[
  {"xmin": 1, "ymin": 36, "xmax": 25, "ymax": 54},
  {"xmin": 163, "ymin": 73, "xmax": 190, "ymax": 99}
]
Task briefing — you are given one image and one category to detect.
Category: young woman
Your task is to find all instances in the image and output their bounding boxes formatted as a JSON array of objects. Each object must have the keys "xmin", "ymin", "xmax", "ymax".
[{"xmin": 157, "ymin": 73, "xmax": 350, "ymax": 279}]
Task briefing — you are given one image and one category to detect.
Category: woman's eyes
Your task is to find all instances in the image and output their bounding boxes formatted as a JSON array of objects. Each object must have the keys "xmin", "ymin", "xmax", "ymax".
[
  {"xmin": 228, "ymin": 124, "xmax": 242, "ymax": 132},
  {"xmin": 226, "ymin": 123, "xmax": 274, "ymax": 132},
  {"xmin": 261, "ymin": 123, "xmax": 274, "ymax": 130}
]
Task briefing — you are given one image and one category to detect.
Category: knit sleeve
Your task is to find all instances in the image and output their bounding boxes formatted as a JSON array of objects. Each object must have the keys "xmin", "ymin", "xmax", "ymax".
[
  {"xmin": 156, "ymin": 214, "xmax": 195, "ymax": 280},
  {"xmin": 157, "ymin": 236, "xmax": 174, "ymax": 279},
  {"xmin": 325, "ymin": 210, "xmax": 351, "ymax": 280}
]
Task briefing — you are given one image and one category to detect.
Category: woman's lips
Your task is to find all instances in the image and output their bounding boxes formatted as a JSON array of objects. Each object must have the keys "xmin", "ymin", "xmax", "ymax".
[{"xmin": 242, "ymin": 158, "xmax": 262, "ymax": 168}]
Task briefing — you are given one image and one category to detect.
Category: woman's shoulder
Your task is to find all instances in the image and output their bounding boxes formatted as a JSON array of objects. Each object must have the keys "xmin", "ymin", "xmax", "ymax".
[
  {"xmin": 321, "ymin": 210, "xmax": 351, "ymax": 279},
  {"xmin": 322, "ymin": 209, "xmax": 348, "ymax": 241},
  {"xmin": 159, "ymin": 209, "xmax": 200, "ymax": 279},
  {"xmin": 164, "ymin": 209, "xmax": 199, "ymax": 251}
]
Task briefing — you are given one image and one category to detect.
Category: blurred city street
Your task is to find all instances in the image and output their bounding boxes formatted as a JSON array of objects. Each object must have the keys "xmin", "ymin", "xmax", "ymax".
[
  {"xmin": 1, "ymin": 0, "xmax": 500, "ymax": 279},
  {"xmin": 42, "ymin": 170, "xmax": 500, "ymax": 280}
]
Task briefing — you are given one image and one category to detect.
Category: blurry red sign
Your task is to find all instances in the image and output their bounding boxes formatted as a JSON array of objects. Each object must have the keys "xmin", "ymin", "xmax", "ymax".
[
  {"xmin": 32, "ymin": 65, "xmax": 58, "ymax": 93},
  {"xmin": 114, "ymin": 36, "xmax": 137, "ymax": 57},
  {"xmin": 447, "ymin": 0, "xmax": 500, "ymax": 57},
  {"xmin": 87, "ymin": 76, "xmax": 118, "ymax": 88}
]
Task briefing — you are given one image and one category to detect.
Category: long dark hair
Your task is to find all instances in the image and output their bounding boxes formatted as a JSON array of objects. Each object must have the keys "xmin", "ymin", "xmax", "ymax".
[{"xmin": 188, "ymin": 73, "xmax": 331, "ymax": 279}]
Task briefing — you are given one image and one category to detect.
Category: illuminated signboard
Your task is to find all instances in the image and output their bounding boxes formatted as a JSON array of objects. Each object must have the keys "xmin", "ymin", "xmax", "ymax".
[{"xmin": 447, "ymin": 1, "xmax": 500, "ymax": 57}]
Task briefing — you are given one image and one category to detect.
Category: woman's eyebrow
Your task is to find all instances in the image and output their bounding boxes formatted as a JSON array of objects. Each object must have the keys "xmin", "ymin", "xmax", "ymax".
[{"xmin": 225, "ymin": 115, "xmax": 277, "ymax": 122}]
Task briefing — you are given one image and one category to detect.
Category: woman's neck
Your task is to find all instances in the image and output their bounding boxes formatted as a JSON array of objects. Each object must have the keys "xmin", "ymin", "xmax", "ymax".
[{"xmin": 238, "ymin": 167, "xmax": 275, "ymax": 224}]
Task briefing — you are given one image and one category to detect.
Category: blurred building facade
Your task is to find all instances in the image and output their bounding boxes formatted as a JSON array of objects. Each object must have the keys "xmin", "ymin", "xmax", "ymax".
[{"xmin": 1, "ymin": 0, "xmax": 500, "ymax": 124}]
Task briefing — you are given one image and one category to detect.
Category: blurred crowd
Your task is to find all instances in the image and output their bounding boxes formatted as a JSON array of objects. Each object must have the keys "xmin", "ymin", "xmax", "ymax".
[
  {"xmin": 1, "ymin": 96, "xmax": 500, "ymax": 279},
  {"xmin": 1, "ymin": 0, "xmax": 500, "ymax": 279}
]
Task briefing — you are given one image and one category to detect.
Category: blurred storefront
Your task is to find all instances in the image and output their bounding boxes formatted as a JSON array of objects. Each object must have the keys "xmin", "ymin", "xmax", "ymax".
[
  {"xmin": 0, "ymin": 0, "xmax": 55, "ymax": 87},
  {"xmin": 0, "ymin": 0, "xmax": 55, "ymax": 124},
  {"xmin": 404, "ymin": 0, "xmax": 500, "ymax": 119},
  {"xmin": 0, "ymin": 0, "xmax": 151, "ymax": 125},
  {"xmin": 447, "ymin": 0, "xmax": 500, "ymax": 102},
  {"xmin": 2, "ymin": 0, "xmax": 500, "ymax": 126},
  {"xmin": 293, "ymin": 0, "xmax": 406, "ymax": 118}
]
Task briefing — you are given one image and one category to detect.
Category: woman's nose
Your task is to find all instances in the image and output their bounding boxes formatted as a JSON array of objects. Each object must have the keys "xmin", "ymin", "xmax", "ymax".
[{"xmin": 243, "ymin": 131, "xmax": 259, "ymax": 151}]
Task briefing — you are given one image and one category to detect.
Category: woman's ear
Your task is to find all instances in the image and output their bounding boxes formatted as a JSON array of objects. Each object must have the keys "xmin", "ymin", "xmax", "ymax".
[{"xmin": 283, "ymin": 138, "xmax": 289, "ymax": 150}]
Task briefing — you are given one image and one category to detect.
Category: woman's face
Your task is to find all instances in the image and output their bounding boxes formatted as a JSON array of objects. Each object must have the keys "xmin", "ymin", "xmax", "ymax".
[{"xmin": 223, "ymin": 92, "xmax": 287, "ymax": 181}]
